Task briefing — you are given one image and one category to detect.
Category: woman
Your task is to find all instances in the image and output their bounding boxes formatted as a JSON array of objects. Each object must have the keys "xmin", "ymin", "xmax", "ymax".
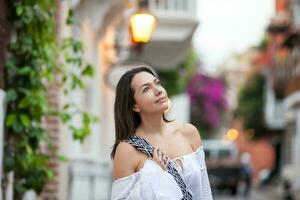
[{"xmin": 111, "ymin": 66, "xmax": 213, "ymax": 200}]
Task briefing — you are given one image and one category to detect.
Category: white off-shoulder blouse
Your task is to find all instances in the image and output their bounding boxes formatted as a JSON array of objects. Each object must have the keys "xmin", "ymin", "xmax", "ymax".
[{"xmin": 111, "ymin": 146, "xmax": 213, "ymax": 200}]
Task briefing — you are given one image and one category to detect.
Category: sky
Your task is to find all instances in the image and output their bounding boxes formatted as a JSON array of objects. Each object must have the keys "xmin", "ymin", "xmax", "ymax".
[{"xmin": 193, "ymin": 0, "xmax": 275, "ymax": 75}]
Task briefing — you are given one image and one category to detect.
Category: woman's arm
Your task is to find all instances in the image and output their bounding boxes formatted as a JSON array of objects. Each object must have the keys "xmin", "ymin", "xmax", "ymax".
[
  {"xmin": 113, "ymin": 141, "xmax": 170, "ymax": 181},
  {"xmin": 111, "ymin": 142, "xmax": 173, "ymax": 200},
  {"xmin": 112, "ymin": 142, "xmax": 139, "ymax": 181}
]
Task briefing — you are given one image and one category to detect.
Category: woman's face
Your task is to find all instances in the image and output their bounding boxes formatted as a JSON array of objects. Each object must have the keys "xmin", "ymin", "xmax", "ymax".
[{"xmin": 131, "ymin": 71, "xmax": 169, "ymax": 114}]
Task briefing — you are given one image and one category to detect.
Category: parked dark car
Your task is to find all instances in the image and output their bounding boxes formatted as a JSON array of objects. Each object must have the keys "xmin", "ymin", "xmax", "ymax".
[{"xmin": 203, "ymin": 139, "xmax": 242, "ymax": 195}]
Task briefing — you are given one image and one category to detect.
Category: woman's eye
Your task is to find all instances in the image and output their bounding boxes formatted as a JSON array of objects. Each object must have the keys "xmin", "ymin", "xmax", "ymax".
[
  {"xmin": 155, "ymin": 81, "xmax": 161, "ymax": 85},
  {"xmin": 143, "ymin": 87, "xmax": 149, "ymax": 93}
]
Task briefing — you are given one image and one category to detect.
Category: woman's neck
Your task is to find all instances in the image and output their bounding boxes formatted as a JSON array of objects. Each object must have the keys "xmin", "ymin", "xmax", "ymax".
[{"xmin": 138, "ymin": 113, "xmax": 167, "ymax": 136}]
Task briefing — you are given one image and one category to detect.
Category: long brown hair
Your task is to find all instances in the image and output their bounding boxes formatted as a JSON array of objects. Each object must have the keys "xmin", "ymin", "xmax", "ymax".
[{"xmin": 110, "ymin": 66, "xmax": 172, "ymax": 159}]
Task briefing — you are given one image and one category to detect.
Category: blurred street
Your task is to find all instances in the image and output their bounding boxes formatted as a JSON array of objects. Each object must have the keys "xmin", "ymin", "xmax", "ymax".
[{"xmin": 214, "ymin": 185, "xmax": 281, "ymax": 200}]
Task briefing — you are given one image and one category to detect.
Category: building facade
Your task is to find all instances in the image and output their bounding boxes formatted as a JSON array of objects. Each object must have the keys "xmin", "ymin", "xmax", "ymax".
[
  {"xmin": 53, "ymin": 0, "xmax": 199, "ymax": 199},
  {"xmin": 264, "ymin": 0, "xmax": 300, "ymax": 194}
]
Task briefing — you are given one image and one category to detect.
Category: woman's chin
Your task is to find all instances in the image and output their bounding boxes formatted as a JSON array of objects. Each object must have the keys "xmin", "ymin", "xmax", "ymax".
[
  {"xmin": 150, "ymin": 106, "xmax": 169, "ymax": 114},
  {"xmin": 161, "ymin": 105, "xmax": 170, "ymax": 113}
]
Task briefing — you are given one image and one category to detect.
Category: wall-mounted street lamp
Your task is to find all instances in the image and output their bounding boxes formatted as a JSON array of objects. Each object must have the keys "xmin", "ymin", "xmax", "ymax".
[
  {"xmin": 129, "ymin": 12, "xmax": 156, "ymax": 43},
  {"xmin": 129, "ymin": 0, "xmax": 157, "ymax": 51}
]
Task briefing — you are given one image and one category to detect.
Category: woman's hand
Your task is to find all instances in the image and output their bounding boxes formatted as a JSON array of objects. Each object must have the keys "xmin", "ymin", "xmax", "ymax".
[{"xmin": 152, "ymin": 147, "xmax": 170, "ymax": 170}]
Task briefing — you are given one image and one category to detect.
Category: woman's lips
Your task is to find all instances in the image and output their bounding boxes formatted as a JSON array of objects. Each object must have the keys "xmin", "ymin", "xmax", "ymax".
[{"xmin": 155, "ymin": 97, "xmax": 166, "ymax": 103}]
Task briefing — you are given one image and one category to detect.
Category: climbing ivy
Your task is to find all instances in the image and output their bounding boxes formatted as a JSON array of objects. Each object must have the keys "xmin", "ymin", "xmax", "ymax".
[{"xmin": 4, "ymin": 1, "xmax": 96, "ymax": 198}]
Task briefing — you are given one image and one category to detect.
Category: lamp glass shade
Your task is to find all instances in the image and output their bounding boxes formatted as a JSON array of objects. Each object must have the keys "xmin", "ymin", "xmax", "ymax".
[{"xmin": 130, "ymin": 12, "xmax": 156, "ymax": 43}]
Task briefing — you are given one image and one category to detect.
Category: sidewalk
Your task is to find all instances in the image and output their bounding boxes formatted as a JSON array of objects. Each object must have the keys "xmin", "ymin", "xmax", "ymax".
[
  {"xmin": 295, "ymin": 190, "xmax": 300, "ymax": 200},
  {"xmin": 252, "ymin": 184, "xmax": 300, "ymax": 200},
  {"xmin": 252, "ymin": 184, "xmax": 281, "ymax": 200}
]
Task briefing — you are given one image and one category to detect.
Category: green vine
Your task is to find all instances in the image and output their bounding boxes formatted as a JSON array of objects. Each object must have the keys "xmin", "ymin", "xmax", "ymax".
[
  {"xmin": 234, "ymin": 73, "xmax": 267, "ymax": 139},
  {"xmin": 4, "ymin": 1, "xmax": 96, "ymax": 198}
]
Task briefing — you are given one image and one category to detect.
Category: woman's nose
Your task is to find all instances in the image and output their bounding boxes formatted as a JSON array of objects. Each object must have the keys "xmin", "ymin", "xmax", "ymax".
[{"xmin": 154, "ymin": 86, "xmax": 162, "ymax": 96}]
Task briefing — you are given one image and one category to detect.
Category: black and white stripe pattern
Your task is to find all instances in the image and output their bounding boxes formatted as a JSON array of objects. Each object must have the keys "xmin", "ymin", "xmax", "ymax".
[{"xmin": 126, "ymin": 135, "xmax": 193, "ymax": 200}]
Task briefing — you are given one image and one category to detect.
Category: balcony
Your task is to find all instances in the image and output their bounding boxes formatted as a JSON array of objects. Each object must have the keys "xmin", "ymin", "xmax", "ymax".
[
  {"xmin": 148, "ymin": 0, "xmax": 197, "ymax": 18},
  {"xmin": 270, "ymin": 46, "xmax": 300, "ymax": 95}
]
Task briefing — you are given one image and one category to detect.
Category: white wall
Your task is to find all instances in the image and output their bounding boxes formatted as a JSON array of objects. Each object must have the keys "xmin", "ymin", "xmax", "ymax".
[
  {"xmin": 167, "ymin": 93, "xmax": 190, "ymax": 123},
  {"xmin": 294, "ymin": 109, "xmax": 300, "ymax": 189},
  {"xmin": 0, "ymin": 90, "xmax": 5, "ymax": 199},
  {"xmin": 282, "ymin": 92, "xmax": 300, "ymax": 191}
]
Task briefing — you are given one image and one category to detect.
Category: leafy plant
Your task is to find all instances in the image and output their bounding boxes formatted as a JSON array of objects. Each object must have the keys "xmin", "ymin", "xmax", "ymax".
[
  {"xmin": 4, "ymin": 1, "xmax": 96, "ymax": 198},
  {"xmin": 234, "ymin": 73, "xmax": 267, "ymax": 139}
]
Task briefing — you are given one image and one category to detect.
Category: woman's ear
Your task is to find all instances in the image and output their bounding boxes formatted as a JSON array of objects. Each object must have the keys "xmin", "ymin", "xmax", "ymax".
[{"xmin": 133, "ymin": 104, "xmax": 140, "ymax": 112}]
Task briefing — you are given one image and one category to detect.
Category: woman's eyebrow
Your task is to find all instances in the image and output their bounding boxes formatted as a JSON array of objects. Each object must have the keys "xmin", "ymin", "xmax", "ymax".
[{"xmin": 139, "ymin": 78, "xmax": 158, "ymax": 89}]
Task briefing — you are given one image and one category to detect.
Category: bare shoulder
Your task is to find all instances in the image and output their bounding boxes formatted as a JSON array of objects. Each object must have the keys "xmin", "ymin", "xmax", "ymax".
[
  {"xmin": 178, "ymin": 122, "xmax": 202, "ymax": 151},
  {"xmin": 112, "ymin": 141, "xmax": 140, "ymax": 181}
]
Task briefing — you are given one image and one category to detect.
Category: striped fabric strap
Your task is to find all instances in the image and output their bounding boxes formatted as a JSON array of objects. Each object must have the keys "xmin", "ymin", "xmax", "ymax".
[{"xmin": 126, "ymin": 135, "xmax": 193, "ymax": 200}]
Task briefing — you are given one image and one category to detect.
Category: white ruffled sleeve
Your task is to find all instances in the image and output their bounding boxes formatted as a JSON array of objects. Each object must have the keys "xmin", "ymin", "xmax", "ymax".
[
  {"xmin": 111, "ymin": 159, "xmax": 183, "ymax": 200},
  {"xmin": 111, "ymin": 171, "xmax": 144, "ymax": 200},
  {"xmin": 180, "ymin": 147, "xmax": 213, "ymax": 200},
  {"xmin": 199, "ymin": 149, "xmax": 213, "ymax": 199}
]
